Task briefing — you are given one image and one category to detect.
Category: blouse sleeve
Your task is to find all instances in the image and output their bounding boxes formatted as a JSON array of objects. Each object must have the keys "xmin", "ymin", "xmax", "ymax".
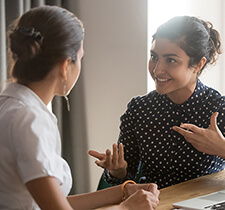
[
  {"xmin": 103, "ymin": 97, "xmax": 141, "ymax": 185},
  {"xmin": 8, "ymin": 106, "xmax": 69, "ymax": 185}
]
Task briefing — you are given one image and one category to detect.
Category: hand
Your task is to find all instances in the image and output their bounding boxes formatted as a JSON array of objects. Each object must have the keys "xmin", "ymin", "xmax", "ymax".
[
  {"xmin": 119, "ymin": 188, "xmax": 159, "ymax": 210},
  {"xmin": 124, "ymin": 183, "xmax": 160, "ymax": 200},
  {"xmin": 173, "ymin": 112, "xmax": 225, "ymax": 158},
  {"xmin": 88, "ymin": 143, "xmax": 127, "ymax": 179}
]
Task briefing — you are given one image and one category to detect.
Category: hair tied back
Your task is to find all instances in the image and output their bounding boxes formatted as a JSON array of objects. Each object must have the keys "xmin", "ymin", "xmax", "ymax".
[{"xmin": 13, "ymin": 26, "xmax": 44, "ymax": 41}]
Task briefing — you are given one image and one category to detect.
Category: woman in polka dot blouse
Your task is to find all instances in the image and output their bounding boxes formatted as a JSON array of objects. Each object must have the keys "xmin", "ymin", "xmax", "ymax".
[{"xmin": 89, "ymin": 16, "xmax": 225, "ymax": 189}]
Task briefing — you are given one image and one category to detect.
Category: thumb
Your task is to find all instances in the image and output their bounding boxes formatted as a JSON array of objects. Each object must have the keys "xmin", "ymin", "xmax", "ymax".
[
  {"xmin": 209, "ymin": 112, "xmax": 219, "ymax": 131},
  {"xmin": 88, "ymin": 150, "xmax": 105, "ymax": 160}
]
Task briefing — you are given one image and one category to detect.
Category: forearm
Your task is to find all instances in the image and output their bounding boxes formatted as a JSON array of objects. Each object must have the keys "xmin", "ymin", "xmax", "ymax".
[{"xmin": 67, "ymin": 185, "xmax": 122, "ymax": 210}]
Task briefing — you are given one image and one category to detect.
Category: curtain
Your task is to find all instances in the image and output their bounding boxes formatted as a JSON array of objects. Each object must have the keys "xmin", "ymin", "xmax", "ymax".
[{"xmin": 0, "ymin": 0, "xmax": 90, "ymax": 194}]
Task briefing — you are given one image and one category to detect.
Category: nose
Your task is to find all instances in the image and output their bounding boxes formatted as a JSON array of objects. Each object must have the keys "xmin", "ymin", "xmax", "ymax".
[
  {"xmin": 151, "ymin": 60, "xmax": 165, "ymax": 76},
  {"xmin": 152, "ymin": 61, "xmax": 159, "ymax": 74}
]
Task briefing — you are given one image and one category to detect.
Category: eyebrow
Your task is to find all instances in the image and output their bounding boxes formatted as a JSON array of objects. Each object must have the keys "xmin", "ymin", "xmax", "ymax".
[{"xmin": 150, "ymin": 50, "xmax": 180, "ymax": 58}]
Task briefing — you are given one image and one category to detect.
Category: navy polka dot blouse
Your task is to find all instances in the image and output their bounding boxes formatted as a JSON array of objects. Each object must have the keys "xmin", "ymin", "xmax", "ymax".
[{"xmin": 103, "ymin": 79, "xmax": 225, "ymax": 189}]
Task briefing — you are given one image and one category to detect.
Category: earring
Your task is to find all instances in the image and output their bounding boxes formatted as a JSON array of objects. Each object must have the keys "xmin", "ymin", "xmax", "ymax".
[{"xmin": 63, "ymin": 79, "xmax": 70, "ymax": 111}]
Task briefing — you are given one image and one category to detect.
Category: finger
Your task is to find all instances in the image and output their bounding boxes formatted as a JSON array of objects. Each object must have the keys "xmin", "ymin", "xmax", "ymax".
[
  {"xmin": 148, "ymin": 197, "xmax": 159, "ymax": 209},
  {"xmin": 179, "ymin": 123, "xmax": 202, "ymax": 134},
  {"xmin": 146, "ymin": 184, "xmax": 160, "ymax": 198},
  {"xmin": 95, "ymin": 160, "xmax": 107, "ymax": 169},
  {"xmin": 143, "ymin": 191, "xmax": 159, "ymax": 208},
  {"xmin": 118, "ymin": 143, "xmax": 125, "ymax": 162},
  {"xmin": 105, "ymin": 149, "xmax": 112, "ymax": 166},
  {"xmin": 149, "ymin": 196, "xmax": 159, "ymax": 208},
  {"xmin": 173, "ymin": 126, "xmax": 193, "ymax": 137},
  {"xmin": 88, "ymin": 150, "xmax": 105, "ymax": 160},
  {"xmin": 112, "ymin": 143, "xmax": 118, "ymax": 165},
  {"xmin": 209, "ymin": 112, "xmax": 219, "ymax": 131},
  {"xmin": 173, "ymin": 126, "xmax": 199, "ymax": 144}
]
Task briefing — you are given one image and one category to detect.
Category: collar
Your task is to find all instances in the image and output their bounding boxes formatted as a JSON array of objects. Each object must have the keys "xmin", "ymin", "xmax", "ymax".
[
  {"xmin": 1, "ymin": 82, "xmax": 56, "ymax": 121},
  {"xmin": 163, "ymin": 79, "xmax": 206, "ymax": 108}
]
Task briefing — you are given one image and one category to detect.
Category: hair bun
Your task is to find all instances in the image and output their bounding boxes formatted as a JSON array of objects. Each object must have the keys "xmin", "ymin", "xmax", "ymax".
[{"xmin": 13, "ymin": 26, "xmax": 44, "ymax": 41}]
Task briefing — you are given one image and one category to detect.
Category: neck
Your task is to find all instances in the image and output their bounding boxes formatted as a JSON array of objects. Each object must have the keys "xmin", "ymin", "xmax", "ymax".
[
  {"xmin": 167, "ymin": 79, "xmax": 198, "ymax": 104},
  {"xmin": 26, "ymin": 77, "xmax": 58, "ymax": 106}
]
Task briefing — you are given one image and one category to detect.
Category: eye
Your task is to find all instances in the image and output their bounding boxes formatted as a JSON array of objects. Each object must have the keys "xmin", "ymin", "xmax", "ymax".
[
  {"xmin": 166, "ymin": 57, "xmax": 176, "ymax": 63},
  {"xmin": 150, "ymin": 54, "xmax": 158, "ymax": 62}
]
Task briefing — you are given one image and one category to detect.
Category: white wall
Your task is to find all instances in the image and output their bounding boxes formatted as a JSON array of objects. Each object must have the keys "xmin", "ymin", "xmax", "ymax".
[
  {"xmin": 189, "ymin": 0, "xmax": 225, "ymax": 94},
  {"xmin": 70, "ymin": 0, "xmax": 148, "ymax": 192}
]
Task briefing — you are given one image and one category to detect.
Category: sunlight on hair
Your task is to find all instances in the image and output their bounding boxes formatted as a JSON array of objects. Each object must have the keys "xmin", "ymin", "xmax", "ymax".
[{"xmin": 147, "ymin": 0, "xmax": 191, "ymax": 92}]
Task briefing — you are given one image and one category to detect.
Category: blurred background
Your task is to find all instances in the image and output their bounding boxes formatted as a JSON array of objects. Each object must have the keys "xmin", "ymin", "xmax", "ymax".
[{"xmin": 0, "ymin": 0, "xmax": 224, "ymax": 194}]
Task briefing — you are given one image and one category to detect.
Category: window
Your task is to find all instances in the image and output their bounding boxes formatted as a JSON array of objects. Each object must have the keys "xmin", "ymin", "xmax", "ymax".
[{"xmin": 147, "ymin": 0, "xmax": 225, "ymax": 94}]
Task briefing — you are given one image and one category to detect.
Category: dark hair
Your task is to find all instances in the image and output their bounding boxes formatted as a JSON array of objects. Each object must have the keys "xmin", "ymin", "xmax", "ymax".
[
  {"xmin": 8, "ymin": 5, "xmax": 84, "ymax": 84},
  {"xmin": 152, "ymin": 16, "xmax": 222, "ymax": 76}
]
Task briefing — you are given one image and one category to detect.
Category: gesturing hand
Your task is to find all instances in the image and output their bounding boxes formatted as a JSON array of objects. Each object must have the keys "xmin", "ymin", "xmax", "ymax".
[
  {"xmin": 88, "ymin": 143, "xmax": 127, "ymax": 179},
  {"xmin": 173, "ymin": 112, "xmax": 225, "ymax": 158}
]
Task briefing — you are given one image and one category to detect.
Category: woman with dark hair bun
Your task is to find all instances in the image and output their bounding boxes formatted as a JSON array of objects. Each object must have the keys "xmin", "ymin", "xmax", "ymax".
[
  {"xmin": 89, "ymin": 16, "xmax": 225, "ymax": 190},
  {"xmin": 0, "ymin": 5, "xmax": 159, "ymax": 210}
]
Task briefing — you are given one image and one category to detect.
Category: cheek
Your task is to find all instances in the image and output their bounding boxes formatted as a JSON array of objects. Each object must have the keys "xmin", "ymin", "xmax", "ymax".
[
  {"xmin": 172, "ymin": 68, "xmax": 193, "ymax": 84},
  {"xmin": 148, "ymin": 61, "xmax": 155, "ymax": 75},
  {"xmin": 73, "ymin": 64, "xmax": 81, "ymax": 82},
  {"xmin": 68, "ymin": 65, "xmax": 80, "ymax": 89}
]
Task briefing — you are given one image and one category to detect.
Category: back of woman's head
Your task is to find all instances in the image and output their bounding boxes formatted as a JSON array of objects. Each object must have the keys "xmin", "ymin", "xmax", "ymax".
[
  {"xmin": 8, "ymin": 5, "xmax": 84, "ymax": 84},
  {"xmin": 152, "ymin": 16, "xmax": 222, "ymax": 76}
]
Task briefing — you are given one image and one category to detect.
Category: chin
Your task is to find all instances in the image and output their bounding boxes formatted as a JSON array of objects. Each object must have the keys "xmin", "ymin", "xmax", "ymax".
[
  {"xmin": 155, "ymin": 87, "xmax": 168, "ymax": 95},
  {"xmin": 156, "ymin": 90, "xmax": 166, "ymax": 95}
]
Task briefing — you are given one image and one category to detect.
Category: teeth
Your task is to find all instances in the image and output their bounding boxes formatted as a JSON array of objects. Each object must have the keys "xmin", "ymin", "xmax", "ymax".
[{"xmin": 156, "ymin": 77, "xmax": 169, "ymax": 82}]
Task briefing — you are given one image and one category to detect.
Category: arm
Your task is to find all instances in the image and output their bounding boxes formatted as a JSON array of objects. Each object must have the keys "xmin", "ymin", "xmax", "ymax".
[
  {"xmin": 67, "ymin": 183, "xmax": 159, "ymax": 210},
  {"xmin": 26, "ymin": 176, "xmax": 73, "ymax": 210},
  {"xmin": 173, "ymin": 112, "xmax": 225, "ymax": 158},
  {"xmin": 26, "ymin": 176, "xmax": 159, "ymax": 210}
]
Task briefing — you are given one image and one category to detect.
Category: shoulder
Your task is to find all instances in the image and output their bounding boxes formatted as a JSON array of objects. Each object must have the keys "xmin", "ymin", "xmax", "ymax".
[
  {"xmin": 127, "ymin": 90, "xmax": 159, "ymax": 108},
  {"xmin": 202, "ymin": 83, "xmax": 225, "ymax": 103},
  {"xmin": 13, "ymin": 103, "xmax": 54, "ymax": 126},
  {"xmin": 197, "ymin": 82, "xmax": 225, "ymax": 119},
  {"xmin": 121, "ymin": 91, "xmax": 160, "ymax": 120},
  {"xmin": 8, "ymin": 102, "xmax": 58, "ymax": 148}
]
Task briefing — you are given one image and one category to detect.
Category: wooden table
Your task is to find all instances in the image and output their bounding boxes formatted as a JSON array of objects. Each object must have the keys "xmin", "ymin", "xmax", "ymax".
[
  {"xmin": 156, "ymin": 169, "xmax": 225, "ymax": 210},
  {"xmin": 97, "ymin": 170, "xmax": 225, "ymax": 209}
]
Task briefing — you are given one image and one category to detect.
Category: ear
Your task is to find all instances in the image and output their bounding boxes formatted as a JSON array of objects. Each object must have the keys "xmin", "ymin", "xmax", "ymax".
[
  {"xmin": 60, "ymin": 58, "xmax": 72, "ymax": 80},
  {"xmin": 194, "ymin": 57, "xmax": 207, "ymax": 73}
]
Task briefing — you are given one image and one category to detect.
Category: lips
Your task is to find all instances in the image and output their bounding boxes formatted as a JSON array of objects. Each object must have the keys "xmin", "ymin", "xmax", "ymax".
[{"xmin": 154, "ymin": 76, "xmax": 170, "ymax": 82}]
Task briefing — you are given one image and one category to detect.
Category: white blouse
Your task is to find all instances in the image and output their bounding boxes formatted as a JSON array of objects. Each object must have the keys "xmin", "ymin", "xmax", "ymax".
[{"xmin": 0, "ymin": 83, "xmax": 72, "ymax": 210}]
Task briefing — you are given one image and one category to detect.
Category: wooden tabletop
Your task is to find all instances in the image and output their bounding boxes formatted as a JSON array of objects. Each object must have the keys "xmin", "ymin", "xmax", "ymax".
[{"xmin": 156, "ymin": 169, "xmax": 225, "ymax": 210}]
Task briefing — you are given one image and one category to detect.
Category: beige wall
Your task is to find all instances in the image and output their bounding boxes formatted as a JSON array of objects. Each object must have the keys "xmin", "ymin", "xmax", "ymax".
[
  {"xmin": 68, "ymin": 0, "xmax": 148, "ymax": 192},
  {"xmin": 67, "ymin": 0, "xmax": 225, "ymax": 192}
]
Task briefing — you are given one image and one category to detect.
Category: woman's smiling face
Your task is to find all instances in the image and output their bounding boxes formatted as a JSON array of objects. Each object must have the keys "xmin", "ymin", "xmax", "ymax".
[{"xmin": 148, "ymin": 38, "xmax": 198, "ymax": 104}]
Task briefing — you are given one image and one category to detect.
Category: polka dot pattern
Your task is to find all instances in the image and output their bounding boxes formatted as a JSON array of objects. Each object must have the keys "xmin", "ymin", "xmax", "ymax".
[{"xmin": 104, "ymin": 80, "xmax": 225, "ymax": 189}]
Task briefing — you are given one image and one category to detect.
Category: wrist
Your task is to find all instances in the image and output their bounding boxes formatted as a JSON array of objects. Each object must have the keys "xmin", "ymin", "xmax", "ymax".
[
  {"xmin": 110, "ymin": 164, "xmax": 127, "ymax": 179},
  {"xmin": 110, "ymin": 169, "xmax": 127, "ymax": 179},
  {"xmin": 121, "ymin": 180, "xmax": 136, "ymax": 201}
]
